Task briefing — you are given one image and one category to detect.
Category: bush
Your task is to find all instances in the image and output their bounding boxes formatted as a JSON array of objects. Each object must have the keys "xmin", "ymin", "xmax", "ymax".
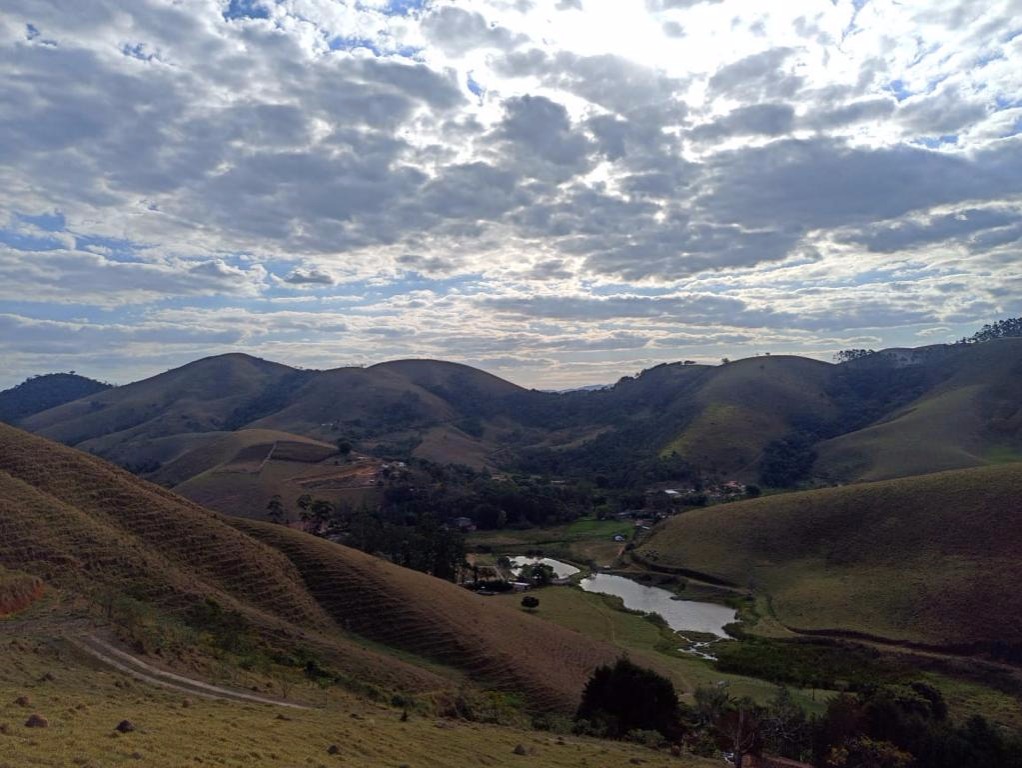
[{"xmin": 575, "ymin": 657, "xmax": 682, "ymax": 740}]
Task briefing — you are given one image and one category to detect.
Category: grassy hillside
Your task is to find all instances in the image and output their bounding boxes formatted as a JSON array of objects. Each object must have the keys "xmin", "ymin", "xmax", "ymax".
[
  {"xmin": 146, "ymin": 428, "xmax": 372, "ymax": 519},
  {"xmin": 18, "ymin": 341, "xmax": 1022, "ymax": 496},
  {"xmin": 20, "ymin": 354, "xmax": 302, "ymax": 468},
  {"xmin": 0, "ymin": 635, "xmax": 713, "ymax": 768},
  {"xmin": 637, "ymin": 463, "xmax": 1022, "ymax": 649},
  {"xmin": 816, "ymin": 339, "xmax": 1022, "ymax": 481},
  {"xmin": 660, "ymin": 356, "xmax": 835, "ymax": 480},
  {"xmin": 0, "ymin": 423, "xmax": 628, "ymax": 711},
  {"xmin": 0, "ymin": 565, "xmax": 44, "ymax": 616},
  {"xmin": 234, "ymin": 519, "xmax": 620, "ymax": 712},
  {"xmin": 0, "ymin": 372, "xmax": 110, "ymax": 425}
]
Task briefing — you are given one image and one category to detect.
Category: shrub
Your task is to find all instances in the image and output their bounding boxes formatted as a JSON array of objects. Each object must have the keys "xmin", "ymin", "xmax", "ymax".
[{"xmin": 575, "ymin": 657, "xmax": 682, "ymax": 740}]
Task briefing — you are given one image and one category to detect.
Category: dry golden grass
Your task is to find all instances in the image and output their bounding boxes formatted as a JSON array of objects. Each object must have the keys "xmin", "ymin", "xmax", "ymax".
[
  {"xmin": 0, "ymin": 566, "xmax": 44, "ymax": 616},
  {"xmin": 233, "ymin": 519, "xmax": 623, "ymax": 712},
  {"xmin": 0, "ymin": 634, "xmax": 714, "ymax": 768},
  {"xmin": 0, "ymin": 424, "xmax": 627, "ymax": 712}
]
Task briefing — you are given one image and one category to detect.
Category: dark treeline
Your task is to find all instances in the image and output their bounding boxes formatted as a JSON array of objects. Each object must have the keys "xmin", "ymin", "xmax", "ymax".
[{"xmin": 575, "ymin": 659, "xmax": 1022, "ymax": 767}]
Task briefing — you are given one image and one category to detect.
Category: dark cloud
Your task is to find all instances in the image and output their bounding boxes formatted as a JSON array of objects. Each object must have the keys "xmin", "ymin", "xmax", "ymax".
[
  {"xmin": 689, "ymin": 103, "xmax": 796, "ymax": 141},
  {"xmin": 494, "ymin": 95, "xmax": 596, "ymax": 179},
  {"xmin": 282, "ymin": 267, "xmax": 335, "ymax": 285},
  {"xmin": 698, "ymin": 138, "xmax": 1011, "ymax": 231},
  {"xmin": 805, "ymin": 97, "xmax": 896, "ymax": 130},
  {"xmin": 846, "ymin": 208, "xmax": 1022, "ymax": 253},
  {"xmin": 707, "ymin": 48, "xmax": 803, "ymax": 100}
]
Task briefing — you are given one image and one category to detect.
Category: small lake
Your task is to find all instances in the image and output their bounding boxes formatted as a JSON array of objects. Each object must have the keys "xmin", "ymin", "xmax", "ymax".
[
  {"xmin": 510, "ymin": 556, "xmax": 580, "ymax": 580},
  {"xmin": 579, "ymin": 573, "xmax": 736, "ymax": 637}
]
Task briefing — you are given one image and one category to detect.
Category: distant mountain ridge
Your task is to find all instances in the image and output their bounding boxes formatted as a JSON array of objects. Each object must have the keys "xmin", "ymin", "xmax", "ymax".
[
  {"xmin": 13, "ymin": 339, "xmax": 1022, "ymax": 507},
  {"xmin": 0, "ymin": 372, "xmax": 110, "ymax": 425}
]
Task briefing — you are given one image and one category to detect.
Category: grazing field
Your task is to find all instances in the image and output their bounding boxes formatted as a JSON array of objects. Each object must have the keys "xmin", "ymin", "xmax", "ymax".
[
  {"xmin": 489, "ymin": 587, "xmax": 823, "ymax": 709},
  {"xmin": 638, "ymin": 463, "xmax": 1022, "ymax": 648},
  {"xmin": 155, "ymin": 428, "xmax": 380, "ymax": 519},
  {"xmin": 0, "ymin": 633, "xmax": 714, "ymax": 768},
  {"xmin": 467, "ymin": 518, "xmax": 633, "ymax": 567},
  {"xmin": 816, "ymin": 338, "xmax": 1022, "ymax": 482}
]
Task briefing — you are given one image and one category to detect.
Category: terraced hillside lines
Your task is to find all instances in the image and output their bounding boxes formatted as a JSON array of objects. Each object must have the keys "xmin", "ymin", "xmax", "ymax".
[
  {"xmin": 233, "ymin": 519, "xmax": 622, "ymax": 712},
  {"xmin": 638, "ymin": 463, "xmax": 1022, "ymax": 648},
  {"xmin": 0, "ymin": 429, "xmax": 330, "ymax": 631},
  {"xmin": 160, "ymin": 431, "xmax": 376, "ymax": 519},
  {"xmin": 661, "ymin": 356, "xmax": 836, "ymax": 480},
  {"xmin": 0, "ymin": 424, "xmax": 468, "ymax": 695}
]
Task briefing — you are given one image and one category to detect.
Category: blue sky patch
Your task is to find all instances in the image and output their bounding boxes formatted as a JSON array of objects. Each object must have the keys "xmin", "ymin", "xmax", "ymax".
[{"xmin": 223, "ymin": 0, "xmax": 270, "ymax": 21}]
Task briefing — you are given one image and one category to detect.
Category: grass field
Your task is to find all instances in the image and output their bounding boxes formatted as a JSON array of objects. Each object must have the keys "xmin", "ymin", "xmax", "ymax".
[
  {"xmin": 638, "ymin": 463, "xmax": 1022, "ymax": 648},
  {"xmin": 489, "ymin": 586, "xmax": 828, "ymax": 712},
  {"xmin": 467, "ymin": 518, "xmax": 633, "ymax": 567},
  {"xmin": 0, "ymin": 632, "xmax": 715, "ymax": 768}
]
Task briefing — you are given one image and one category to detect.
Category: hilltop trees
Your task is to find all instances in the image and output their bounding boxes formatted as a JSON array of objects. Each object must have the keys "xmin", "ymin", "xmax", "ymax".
[
  {"xmin": 835, "ymin": 349, "xmax": 877, "ymax": 363},
  {"xmin": 958, "ymin": 316, "xmax": 1022, "ymax": 344}
]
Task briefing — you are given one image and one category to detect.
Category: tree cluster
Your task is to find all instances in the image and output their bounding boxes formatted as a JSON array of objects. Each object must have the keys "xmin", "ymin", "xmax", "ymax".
[{"xmin": 957, "ymin": 316, "xmax": 1022, "ymax": 344}]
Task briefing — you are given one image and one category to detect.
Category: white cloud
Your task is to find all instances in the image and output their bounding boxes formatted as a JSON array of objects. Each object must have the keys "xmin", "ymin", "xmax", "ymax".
[{"xmin": 0, "ymin": 0, "xmax": 1020, "ymax": 387}]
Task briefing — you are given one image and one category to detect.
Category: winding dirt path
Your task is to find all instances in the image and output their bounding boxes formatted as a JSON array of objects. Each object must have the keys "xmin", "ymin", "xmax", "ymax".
[{"xmin": 71, "ymin": 635, "xmax": 310, "ymax": 710}]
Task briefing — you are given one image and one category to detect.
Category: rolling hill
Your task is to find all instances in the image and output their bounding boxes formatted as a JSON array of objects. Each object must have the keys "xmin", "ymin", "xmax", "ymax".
[
  {"xmin": 815, "ymin": 338, "xmax": 1022, "ymax": 481},
  {"xmin": 0, "ymin": 372, "xmax": 110, "ymax": 425},
  {"xmin": 15, "ymin": 338, "xmax": 1022, "ymax": 506},
  {"xmin": 658, "ymin": 356, "xmax": 837, "ymax": 480},
  {"xmin": 0, "ymin": 422, "xmax": 623, "ymax": 711},
  {"xmin": 637, "ymin": 462, "xmax": 1022, "ymax": 651}
]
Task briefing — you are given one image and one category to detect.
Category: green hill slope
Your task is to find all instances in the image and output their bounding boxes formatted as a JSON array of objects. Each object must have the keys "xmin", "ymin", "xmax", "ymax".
[
  {"xmin": 660, "ymin": 356, "xmax": 836, "ymax": 480},
  {"xmin": 817, "ymin": 339, "xmax": 1022, "ymax": 481},
  {"xmin": 638, "ymin": 463, "xmax": 1022, "ymax": 650}
]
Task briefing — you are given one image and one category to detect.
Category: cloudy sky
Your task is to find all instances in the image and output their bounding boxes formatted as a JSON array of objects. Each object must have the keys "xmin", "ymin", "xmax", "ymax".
[{"xmin": 1, "ymin": 0, "xmax": 1021, "ymax": 389}]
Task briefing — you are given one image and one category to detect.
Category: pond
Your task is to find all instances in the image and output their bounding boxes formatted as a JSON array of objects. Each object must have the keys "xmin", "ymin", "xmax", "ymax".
[
  {"xmin": 509, "ymin": 556, "xmax": 580, "ymax": 580},
  {"xmin": 578, "ymin": 573, "xmax": 736, "ymax": 638}
]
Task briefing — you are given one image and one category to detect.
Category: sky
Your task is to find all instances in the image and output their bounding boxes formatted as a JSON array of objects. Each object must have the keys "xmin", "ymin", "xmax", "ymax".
[{"xmin": 1, "ymin": 0, "xmax": 1021, "ymax": 389}]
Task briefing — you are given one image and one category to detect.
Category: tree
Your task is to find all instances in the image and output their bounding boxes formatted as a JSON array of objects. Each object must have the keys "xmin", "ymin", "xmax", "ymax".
[
  {"xmin": 266, "ymin": 495, "xmax": 285, "ymax": 525},
  {"xmin": 521, "ymin": 595, "xmax": 539, "ymax": 611},
  {"xmin": 715, "ymin": 698, "xmax": 764, "ymax": 768},
  {"xmin": 721, "ymin": 357, "xmax": 731, "ymax": 365},
  {"xmin": 825, "ymin": 736, "xmax": 912, "ymax": 768},
  {"xmin": 835, "ymin": 349, "xmax": 877, "ymax": 363},
  {"xmin": 309, "ymin": 499, "xmax": 334, "ymax": 533},
  {"xmin": 522, "ymin": 562, "xmax": 555, "ymax": 586},
  {"xmin": 335, "ymin": 439, "xmax": 352, "ymax": 456},
  {"xmin": 576, "ymin": 658, "xmax": 682, "ymax": 740}
]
